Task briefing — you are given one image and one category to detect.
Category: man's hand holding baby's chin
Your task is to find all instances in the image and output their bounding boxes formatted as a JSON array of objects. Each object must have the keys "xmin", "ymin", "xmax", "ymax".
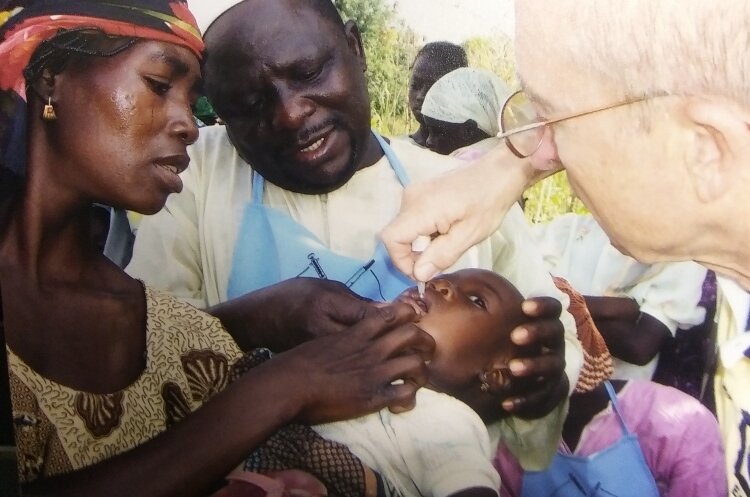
[{"xmin": 499, "ymin": 297, "xmax": 568, "ymax": 418}]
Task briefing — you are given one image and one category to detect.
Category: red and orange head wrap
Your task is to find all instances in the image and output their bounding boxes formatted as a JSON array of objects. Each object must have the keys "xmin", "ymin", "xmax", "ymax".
[
  {"xmin": 0, "ymin": 0, "xmax": 204, "ymax": 100},
  {"xmin": 0, "ymin": 0, "xmax": 204, "ymax": 179}
]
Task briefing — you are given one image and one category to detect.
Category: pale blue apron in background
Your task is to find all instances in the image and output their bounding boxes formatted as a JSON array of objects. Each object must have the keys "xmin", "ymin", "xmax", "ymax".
[
  {"xmin": 521, "ymin": 381, "xmax": 660, "ymax": 497},
  {"xmin": 227, "ymin": 132, "xmax": 414, "ymax": 301}
]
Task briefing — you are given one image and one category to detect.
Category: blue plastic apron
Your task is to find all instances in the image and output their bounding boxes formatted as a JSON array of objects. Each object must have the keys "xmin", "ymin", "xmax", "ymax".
[
  {"xmin": 227, "ymin": 132, "xmax": 414, "ymax": 301},
  {"xmin": 521, "ymin": 381, "xmax": 660, "ymax": 497}
]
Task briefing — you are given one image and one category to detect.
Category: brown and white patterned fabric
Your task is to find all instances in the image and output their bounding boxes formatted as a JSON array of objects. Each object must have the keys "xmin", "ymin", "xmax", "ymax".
[
  {"xmin": 8, "ymin": 286, "xmax": 242, "ymax": 484},
  {"xmin": 237, "ymin": 349, "xmax": 378, "ymax": 497},
  {"xmin": 552, "ymin": 277, "xmax": 614, "ymax": 393}
]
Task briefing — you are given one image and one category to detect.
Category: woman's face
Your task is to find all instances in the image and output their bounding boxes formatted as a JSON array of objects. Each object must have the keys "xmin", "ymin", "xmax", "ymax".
[
  {"xmin": 395, "ymin": 269, "xmax": 524, "ymax": 395},
  {"xmin": 424, "ymin": 116, "xmax": 489, "ymax": 155},
  {"xmin": 408, "ymin": 54, "xmax": 448, "ymax": 125},
  {"xmin": 50, "ymin": 40, "xmax": 201, "ymax": 214}
]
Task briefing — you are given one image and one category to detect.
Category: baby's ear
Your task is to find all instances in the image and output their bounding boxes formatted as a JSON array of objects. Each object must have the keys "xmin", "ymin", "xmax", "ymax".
[{"xmin": 481, "ymin": 363, "xmax": 512, "ymax": 391}]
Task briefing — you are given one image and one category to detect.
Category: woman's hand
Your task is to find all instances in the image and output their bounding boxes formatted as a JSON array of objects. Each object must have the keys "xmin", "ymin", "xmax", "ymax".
[
  {"xmin": 276, "ymin": 301, "xmax": 436, "ymax": 424},
  {"xmin": 487, "ymin": 296, "xmax": 569, "ymax": 419},
  {"xmin": 209, "ymin": 278, "xmax": 379, "ymax": 352}
]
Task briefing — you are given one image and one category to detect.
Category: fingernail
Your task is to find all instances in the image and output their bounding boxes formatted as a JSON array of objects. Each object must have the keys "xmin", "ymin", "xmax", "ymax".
[
  {"xmin": 502, "ymin": 399, "xmax": 515, "ymax": 411},
  {"xmin": 414, "ymin": 261, "xmax": 439, "ymax": 281},
  {"xmin": 511, "ymin": 327, "xmax": 528, "ymax": 343},
  {"xmin": 509, "ymin": 360, "xmax": 526, "ymax": 375},
  {"xmin": 522, "ymin": 299, "xmax": 538, "ymax": 314}
]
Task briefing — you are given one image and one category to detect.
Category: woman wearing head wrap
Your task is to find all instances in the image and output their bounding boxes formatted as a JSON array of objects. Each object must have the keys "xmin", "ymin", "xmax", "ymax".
[
  {"xmin": 0, "ymin": 2, "xmax": 432, "ymax": 496},
  {"xmin": 421, "ymin": 67, "xmax": 512, "ymax": 160}
]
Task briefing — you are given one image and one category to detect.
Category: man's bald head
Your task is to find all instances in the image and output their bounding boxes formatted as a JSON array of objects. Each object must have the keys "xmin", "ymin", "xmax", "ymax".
[{"xmin": 517, "ymin": 0, "xmax": 750, "ymax": 106}]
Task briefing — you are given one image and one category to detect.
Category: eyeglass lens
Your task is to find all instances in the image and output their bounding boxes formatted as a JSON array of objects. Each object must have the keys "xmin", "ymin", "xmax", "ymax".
[{"xmin": 500, "ymin": 91, "xmax": 545, "ymax": 158}]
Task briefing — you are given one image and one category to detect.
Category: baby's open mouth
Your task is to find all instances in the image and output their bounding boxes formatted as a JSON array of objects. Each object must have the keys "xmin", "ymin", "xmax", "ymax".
[{"xmin": 396, "ymin": 289, "xmax": 429, "ymax": 315}]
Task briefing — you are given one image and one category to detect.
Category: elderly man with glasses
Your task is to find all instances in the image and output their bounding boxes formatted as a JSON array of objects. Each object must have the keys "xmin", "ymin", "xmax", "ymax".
[{"xmin": 383, "ymin": 1, "xmax": 750, "ymax": 494}]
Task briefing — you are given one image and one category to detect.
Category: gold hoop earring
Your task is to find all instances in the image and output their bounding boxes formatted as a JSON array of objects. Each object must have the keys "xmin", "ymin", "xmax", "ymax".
[{"xmin": 42, "ymin": 97, "xmax": 57, "ymax": 121}]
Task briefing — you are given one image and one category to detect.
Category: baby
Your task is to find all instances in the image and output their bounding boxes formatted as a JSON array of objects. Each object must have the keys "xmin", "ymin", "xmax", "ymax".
[
  {"xmin": 390, "ymin": 267, "xmax": 528, "ymax": 422},
  {"xmin": 311, "ymin": 268, "xmax": 531, "ymax": 497},
  {"xmin": 242, "ymin": 268, "xmax": 530, "ymax": 497}
]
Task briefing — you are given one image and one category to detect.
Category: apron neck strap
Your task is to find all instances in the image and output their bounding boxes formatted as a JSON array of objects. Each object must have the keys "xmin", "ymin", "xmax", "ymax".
[
  {"xmin": 372, "ymin": 131, "xmax": 410, "ymax": 187},
  {"xmin": 603, "ymin": 380, "xmax": 632, "ymax": 436},
  {"xmin": 251, "ymin": 170, "xmax": 265, "ymax": 205}
]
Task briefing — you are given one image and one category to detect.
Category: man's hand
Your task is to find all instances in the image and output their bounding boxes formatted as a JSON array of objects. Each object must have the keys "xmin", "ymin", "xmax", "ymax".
[
  {"xmin": 381, "ymin": 145, "xmax": 536, "ymax": 282},
  {"xmin": 487, "ymin": 296, "xmax": 568, "ymax": 419},
  {"xmin": 209, "ymin": 278, "xmax": 379, "ymax": 352}
]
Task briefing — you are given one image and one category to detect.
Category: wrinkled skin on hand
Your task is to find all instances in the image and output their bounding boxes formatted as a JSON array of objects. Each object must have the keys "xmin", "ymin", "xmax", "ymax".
[
  {"xmin": 488, "ymin": 296, "xmax": 568, "ymax": 419},
  {"xmin": 273, "ymin": 302, "xmax": 436, "ymax": 424}
]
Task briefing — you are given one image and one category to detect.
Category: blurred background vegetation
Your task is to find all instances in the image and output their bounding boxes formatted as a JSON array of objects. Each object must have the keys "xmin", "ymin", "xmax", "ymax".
[
  {"xmin": 334, "ymin": 0, "xmax": 586, "ymax": 223},
  {"xmin": 198, "ymin": 0, "xmax": 586, "ymax": 224}
]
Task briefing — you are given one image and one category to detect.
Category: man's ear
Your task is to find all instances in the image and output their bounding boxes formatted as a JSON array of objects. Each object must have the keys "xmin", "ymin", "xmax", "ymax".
[
  {"xmin": 343, "ymin": 20, "xmax": 367, "ymax": 72},
  {"xmin": 682, "ymin": 96, "xmax": 750, "ymax": 203}
]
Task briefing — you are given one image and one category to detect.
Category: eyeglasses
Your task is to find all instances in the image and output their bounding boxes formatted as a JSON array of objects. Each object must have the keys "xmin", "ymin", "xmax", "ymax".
[{"xmin": 496, "ymin": 89, "xmax": 657, "ymax": 159}]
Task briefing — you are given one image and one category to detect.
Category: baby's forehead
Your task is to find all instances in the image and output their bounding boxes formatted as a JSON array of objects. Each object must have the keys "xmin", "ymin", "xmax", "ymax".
[{"xmin": 452, "ymin": 268, "xmax": 515, "ymax": 290}]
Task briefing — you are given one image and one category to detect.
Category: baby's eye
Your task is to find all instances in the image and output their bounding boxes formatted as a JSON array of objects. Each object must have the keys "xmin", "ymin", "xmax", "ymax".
[{"xmin": 468, "ymin": 295, "xmax": 487, "ymax": 309}]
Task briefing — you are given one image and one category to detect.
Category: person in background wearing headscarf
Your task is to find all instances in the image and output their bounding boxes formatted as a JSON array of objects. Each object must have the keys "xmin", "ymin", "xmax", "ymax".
[
  {"xmin": 421, "ymin": 67, "xmax": 512, "ymax": 160},
  {"xmin": 406, "ymin": 41, "xmax": 468, "ymax": 147},
  {"xmin": 0, "ymin": 2, "xmax": 436, "ymax": 496}
]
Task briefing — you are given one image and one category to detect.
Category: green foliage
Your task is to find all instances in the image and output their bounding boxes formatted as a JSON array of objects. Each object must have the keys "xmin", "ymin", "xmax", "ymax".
[
  {"xmin": 334, "ymin": 0, "xmax": 418, "ymax": 136},
  {"xmin": 193, "ymin": 96, "xmax": 217, "ymax": 125},
  {"xmin": 524, "ymin": 173, "xmax": 588, "ymax": 224},
  {"xmin": 334, "ymin": 0, "xmax": 389, "ymax": 37},
  {"xmin": 463, "ymin": 34, "xmax": 517, "ymax": 87},
  {"xmin": 331, "ymin": 1, "xmax": 586, "ymax": 222}
]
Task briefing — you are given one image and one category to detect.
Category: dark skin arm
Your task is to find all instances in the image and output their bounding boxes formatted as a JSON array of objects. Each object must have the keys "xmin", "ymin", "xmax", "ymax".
[
  {"xmin": 584, "ymin": 296, "xmax": 672, "ymax": 365},
  {"xmin": 488, "ymin": 297, "xmax": 569, "ymax": 419},
  {"xmin": 22, "ymin": 304, "xmax": 435, "ymax": 497},
  {"xmin": 207, "ymin": 278, "xmax": 375, "ymax": 352},
  {"xmin": 562, "ymin": 379, "xmax": 627, "ymax": 450}
]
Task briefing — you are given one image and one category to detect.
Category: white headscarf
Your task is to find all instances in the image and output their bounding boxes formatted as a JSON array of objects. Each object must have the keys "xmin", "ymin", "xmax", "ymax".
[
  {"xmin": 421, "ymin": 67, "xmax": 512, "ymax": 136},
  {"xmin": 193, "ymin": 0, "xmax": 247, "ymax": 34}
]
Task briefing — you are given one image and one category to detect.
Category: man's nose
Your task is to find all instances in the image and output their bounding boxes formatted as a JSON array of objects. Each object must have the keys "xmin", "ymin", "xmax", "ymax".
[{"xmin": 271, "ymin": 88, "xmax": 314, "ymax": 131}]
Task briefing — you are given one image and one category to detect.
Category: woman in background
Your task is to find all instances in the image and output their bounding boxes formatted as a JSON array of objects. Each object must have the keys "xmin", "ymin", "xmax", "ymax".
[
  {"xmin": 421, "ymin": 67, "xmax": 512, "ymax": 160},
  {"xmin": 406, "ymin": 41, "xmax": 468, "ymax": 147}
]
